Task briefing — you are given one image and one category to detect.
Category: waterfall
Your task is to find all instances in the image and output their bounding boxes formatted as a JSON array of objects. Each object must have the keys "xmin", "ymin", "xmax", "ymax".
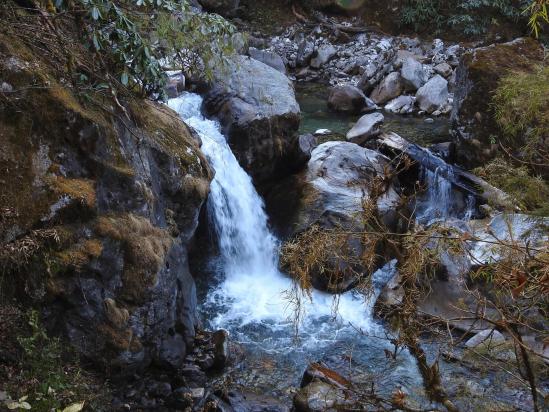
[
  {"xmin": 168, "ymin": 92, "xmax": 381, "ymax": 339},
  {"xmin": 416, "ymin": 163, "xmax": 476, "ymax": 225},
  {"xmin": 168, "ymin": 93, "xmax": 423, "ymax": 399}
]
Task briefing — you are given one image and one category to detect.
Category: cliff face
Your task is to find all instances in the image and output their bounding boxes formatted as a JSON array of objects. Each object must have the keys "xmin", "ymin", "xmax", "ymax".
[{"xmin": 0, "ymin": 31, "xmax": 212, "ymax": 373}]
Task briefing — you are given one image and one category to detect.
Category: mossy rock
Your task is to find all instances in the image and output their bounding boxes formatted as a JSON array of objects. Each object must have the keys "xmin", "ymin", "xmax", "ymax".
[
  {"xmin": 0, "ymin": 25, "xmax": 211, "ymax": 371},
  {"xmin": 451, "ymin": 37, "xmax": 545, "ymax": 168}
]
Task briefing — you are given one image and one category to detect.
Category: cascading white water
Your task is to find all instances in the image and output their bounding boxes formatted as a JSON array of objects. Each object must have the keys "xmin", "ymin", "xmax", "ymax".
[
  {"xmin": 168, "ymin": 92, "xmax": 382, "ymax": 338},
  {"xmin": 417, "ymin": 166, "xmax": 454, "ymax": 224},
  {"xmin": 416, "ymin": 163, "xmax": 475, "ymax": 225},
  {"xmin": 167, "ymin": 92, "xmax": 425, "ymax": 401}
]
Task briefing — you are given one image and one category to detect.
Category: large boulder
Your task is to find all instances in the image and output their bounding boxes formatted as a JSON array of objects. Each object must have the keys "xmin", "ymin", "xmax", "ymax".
[
  {"xmin": 369, "ymin": 71, "xmax": 404, "ymax": 105},
  {"xmin": 285, "ymin": 142, "xmax": 401, "ymax": 293},
  {"xmin": 203, "ymin": 55, "xmax": 301, "ymax": 184},
  {"xmin": 0, "ymin": 34, "xmax": 212, "ymax": 373},
  {"xmin": 451, "ymin": 38, "xmax": 544, "ymax": 167},
  {"xmin": 327, "ymin": 84, "xmax": 371, "ymax": 113},
  {"xmin": 416, "ymin": 74, "xmax": 448, "ymax": 113}
]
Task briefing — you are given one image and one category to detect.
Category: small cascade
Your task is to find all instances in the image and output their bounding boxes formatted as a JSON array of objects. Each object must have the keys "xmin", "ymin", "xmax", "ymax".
[{"xmin": 416, "ymin": 156, "xmax": 476, "ymax": 225}]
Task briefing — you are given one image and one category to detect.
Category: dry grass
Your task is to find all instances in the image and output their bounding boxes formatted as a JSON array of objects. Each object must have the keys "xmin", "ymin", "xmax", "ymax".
[{"xmin": 96, "ymin": 214, "xmax": 172, "ymax": 303}]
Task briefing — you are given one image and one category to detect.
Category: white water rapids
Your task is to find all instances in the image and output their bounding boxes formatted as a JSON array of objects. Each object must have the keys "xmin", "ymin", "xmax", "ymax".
[{"xmin": 168, "ymin": 92, "xmax": 390, "ymax": 342}]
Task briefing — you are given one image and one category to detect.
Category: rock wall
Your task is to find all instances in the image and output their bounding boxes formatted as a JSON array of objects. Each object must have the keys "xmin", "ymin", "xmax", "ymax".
[{"xmin": 0, "ymin": 32, "xmax": 212, "ymax": 373}]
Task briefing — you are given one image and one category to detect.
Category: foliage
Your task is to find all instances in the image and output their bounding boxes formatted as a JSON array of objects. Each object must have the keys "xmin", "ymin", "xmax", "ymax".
[
  {"xmin": 0, "ymin": 309, "xmax": 107, "ymax": 412},
  {"xmin": 492, "ymin": 65, "xmax": 549, "ymax": 162},
  {"xmin": 474, "ymin": 158, "xmax": 549, "ymax": 214},
  {"xmin": 526, "ymin": 0, "xmax": 549, "ymax": 37},
  {"xmin": 401, "ymin": 0, "xmax": 529, "ymax": 36},
  {"xmin": 53, "ymin": 0, "xmax": 237, "ymax": 99}
]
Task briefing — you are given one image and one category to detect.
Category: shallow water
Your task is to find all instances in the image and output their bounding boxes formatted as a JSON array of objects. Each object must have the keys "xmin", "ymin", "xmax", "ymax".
[{"xmin": 296, "ymin": 82, "xmax": 451, "ymax": 146}]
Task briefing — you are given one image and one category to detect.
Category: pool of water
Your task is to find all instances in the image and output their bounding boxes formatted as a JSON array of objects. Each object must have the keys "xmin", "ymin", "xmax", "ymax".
[{"xmin": 296, "ymin": 83, "xmax": 451, "ymax": 146}]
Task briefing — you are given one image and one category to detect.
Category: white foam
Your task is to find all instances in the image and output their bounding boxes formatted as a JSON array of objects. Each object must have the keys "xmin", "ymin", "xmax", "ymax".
[{"xmin": 168, "ymin": 93, "xmax": 387, "ymax": 344}]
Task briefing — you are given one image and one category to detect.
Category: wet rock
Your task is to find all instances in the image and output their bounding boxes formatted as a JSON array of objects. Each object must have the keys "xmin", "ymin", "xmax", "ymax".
[
  {"xmin": 301, "ymin": 363, "xmax": 351, "ymax": 389},
  {"xmin": 451, "ymin": 37, "xmax": 544, "ymax": 167},
  {"xmin": 429, "ymin": 142, "xmax": 454, "ymax": 161},
  {"xmin": 327, "ymin": 84, "xmax": 369, "ymax": 114},
  {"xmin": 346, "ymin": 112, "xmax": 384, "ymax": 144},
  {"xmin": 401, "ymin": 57, "xmax": 428, "ymax": 91},
  {"xmin": 370, "ymin": 72, "xmax": 404, "ymax": 105},
  {"xmin": 384, "ymin": 95, "xmax": 415, "ymax": 114},
  {"xmin": 212, "ymin": 329, "xmax": 230, "ymax": 368},
  {"xmin": 469, "ymin": 213, "xmax": 549, "ymax": 265},
  {"xmin": 248, "ymin": 47, "xmax": 286, "ymax": 74},
  {"xmin": 220, "ymin": 391, "xmax": 290, "ymax": 412},
  {"xmin": 294, "ymin": 133, "xmax": 318, "ymax": 164},
  {"xmin": 310, "ymin": 44, "xmax": 337, "ymax": 69},
  {"xmin": 203, "ymin": 55, "xmax": 300, "ymax": 183},
  {"xmin": 294, "ymin": 381, "xmax": 346, "ymax": 412},
  {"xmin": 416, "ymin": 75, "xmax": 448, "ymax": 114}
]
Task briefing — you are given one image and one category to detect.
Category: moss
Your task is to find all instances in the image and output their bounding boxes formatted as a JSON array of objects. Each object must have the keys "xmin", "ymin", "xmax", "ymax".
[
  {"xmin": 492, "ymin": 65, "xmax": 549, "ymax": 155},
  {"xmin": 96, "ymin": 214, "xmax": 173, "ymax": 303},
  {"xmin": 129, "ymin": 99, "xmax": 210, "ymax": 176},
  {"xmin": 474, "ymin": 158, "xmax": 549, "ymax": 215}
]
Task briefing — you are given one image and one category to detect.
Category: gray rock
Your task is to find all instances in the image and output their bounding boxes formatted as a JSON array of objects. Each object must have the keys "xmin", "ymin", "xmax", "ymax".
[
  {"xmin": 434, "ymin": 62, "xmax": 453, "ymax": 78},
  {"xmin": 288, "ymin": 142, "xmax": 400, "ymax": 293},
  {"xmin": 310, "ymin": 44, "xmax": 337, "ymax": 69},
  {"xmin": 327, "ymin": 84, "xmax": 369, "ymax": 113},
  {"xmin": 166, "ymin": 74, "xmax": 185, "ymax": 98},
  {"xmin": 384, "ymin": 95, "xmax": 415, "ymax": 114},
  {"xmin": 401, "ymin": 57, "xmax": 428, "ymax": 91},
  {"xmin": 1, "ymin": 82, "xmax": 13, "ymax": 93},
  {"xmin": 248, "ymin": 47, "xmax": 286, "ymax": 74},
  {"xmin": 346, "ymin": 112, "xmax": 384, "ymax": 144},
  {"xmin": 465, "ymin": 329, "xmax": 506, "ymax": 348},
  {"xmin": 212, "ymin": 329, "xmax": 230, "ymax": 368},
  {"xmin": 296, "ymin": 39, "xmax": 315, "ymax": 67},
  {"xmin": 416, "ymin": 75, "xmax": 448, "ymax": 113},
  {"xmin": 203, "ymin": 55, "xmax": 300, "ymax": 183},
  {"xmin": 393, "ymin": 50, "xmax": 423, "ymax": 69},
  {"xmin": 370, "ymin": 72, "xmax": 404, "ymax": 105}
]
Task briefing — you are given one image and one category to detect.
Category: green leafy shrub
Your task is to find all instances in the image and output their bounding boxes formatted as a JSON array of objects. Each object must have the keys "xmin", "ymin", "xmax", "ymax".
[
  {"xmin": 54, "ymin": 0, "xmax": 237, "ymax": 99},
  {"xmin": 401, "ymin": 0, "xmax": 529, "ymax": 36}
]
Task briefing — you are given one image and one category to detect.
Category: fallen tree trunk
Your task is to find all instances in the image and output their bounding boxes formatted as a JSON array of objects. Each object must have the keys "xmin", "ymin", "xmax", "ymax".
[{"xmin": 374, "ymin": 132, "xmax": 516, "ymax": 211}]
